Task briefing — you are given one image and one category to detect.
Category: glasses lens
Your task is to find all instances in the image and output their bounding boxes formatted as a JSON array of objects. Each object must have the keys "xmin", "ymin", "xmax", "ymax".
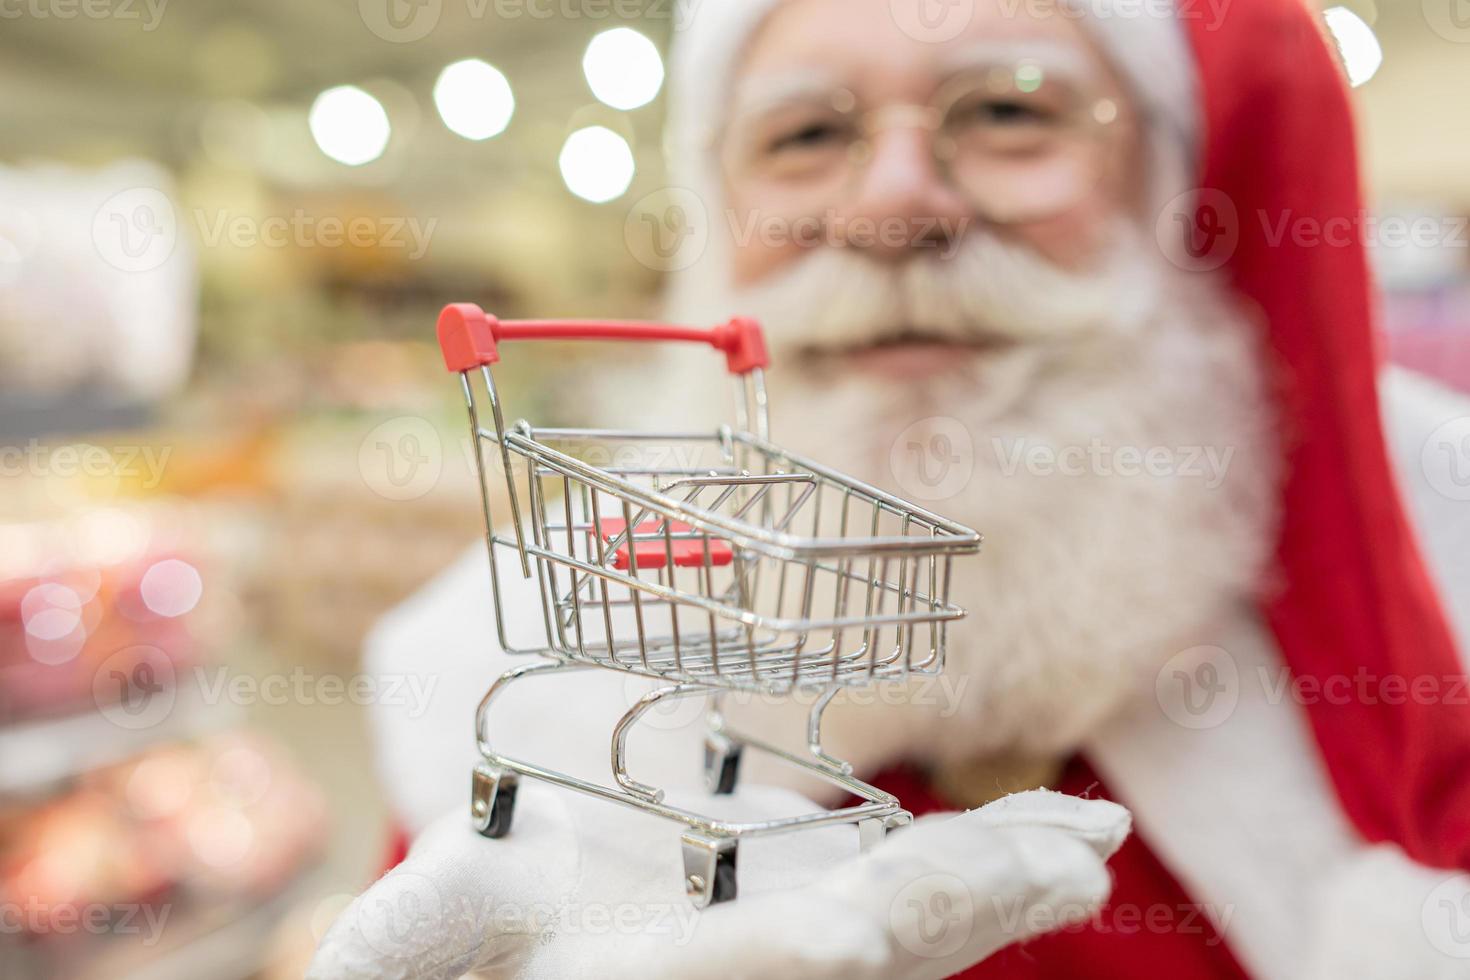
[
  {"xmin": 722, "ymin": 95, "xmax": 862, "ymax": 204},
  {"xmin": 938, "ymin": 68, "xmax": 1112, "ymax": 223}
]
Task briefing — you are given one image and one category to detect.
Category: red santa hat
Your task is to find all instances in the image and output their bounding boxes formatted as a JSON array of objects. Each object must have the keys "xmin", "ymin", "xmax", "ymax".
[
  {"xmin": 1183, "ymin": 1, "xmax": 1470, "ymax": 870},
  {"xmin": 665, "ymin": 0, "xmax": 1470, "ymax": 875}
]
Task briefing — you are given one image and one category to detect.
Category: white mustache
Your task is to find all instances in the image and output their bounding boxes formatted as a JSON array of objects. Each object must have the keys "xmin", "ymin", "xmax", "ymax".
[{"xmin": 728, "ymin": 223, "xmax": 1164, "ymax": 354}]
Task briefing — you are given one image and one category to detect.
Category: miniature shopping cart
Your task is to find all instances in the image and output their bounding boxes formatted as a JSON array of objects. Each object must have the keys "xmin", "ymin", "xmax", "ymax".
[{"xmin": 437, "ymin": 304, "xmax": 981, "ymax": 907}]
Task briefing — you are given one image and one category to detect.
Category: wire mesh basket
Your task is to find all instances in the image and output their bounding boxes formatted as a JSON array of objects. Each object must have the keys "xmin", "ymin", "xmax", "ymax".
[{"xmin": 438, "ymin": 303, "xmax": 981, "ymax": 906}]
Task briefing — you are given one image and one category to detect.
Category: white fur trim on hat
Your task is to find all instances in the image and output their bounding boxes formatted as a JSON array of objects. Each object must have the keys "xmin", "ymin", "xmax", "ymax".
[{"xmin": 664, "ymin": 0, "xmax": 789, "ymax": 321}]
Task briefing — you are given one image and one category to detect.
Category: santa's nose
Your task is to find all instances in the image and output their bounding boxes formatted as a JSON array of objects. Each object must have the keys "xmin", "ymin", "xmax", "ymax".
[{"xmin": 835, "ymin": 128, "xmax": 972, "ymax": 262}]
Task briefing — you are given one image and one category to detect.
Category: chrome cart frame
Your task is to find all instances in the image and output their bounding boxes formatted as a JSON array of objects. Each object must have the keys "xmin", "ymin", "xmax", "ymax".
[{"xmin": 437, "ymin": 303, "xmax": 981, "ymax": 906}]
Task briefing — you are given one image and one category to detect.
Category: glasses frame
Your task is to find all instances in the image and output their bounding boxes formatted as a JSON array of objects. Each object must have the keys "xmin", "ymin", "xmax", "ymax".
[{"xmin": 716, "ymin": 66, "xmax": 1126, "ymax": 225}]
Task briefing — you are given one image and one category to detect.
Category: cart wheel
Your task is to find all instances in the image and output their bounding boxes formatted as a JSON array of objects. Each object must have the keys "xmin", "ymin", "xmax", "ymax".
[
  {"xmin": 703, "ymin": 735, "xmax": 743, "ymax": 795},
  {"xmin": 471, "ymin": 765, "xmax": 518, "ymax": 839},
  {"xmin": 681, "ymin": 833, "xmax": 738, "ymax": 908}
]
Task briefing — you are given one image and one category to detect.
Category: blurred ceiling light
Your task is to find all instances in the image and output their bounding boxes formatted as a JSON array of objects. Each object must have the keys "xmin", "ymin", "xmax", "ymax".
[
  {"xmin": 559, "ymin": 126, "xmax": 636, "ymax": 204},
  {"xmin": 309, "ymin": 85, "xmax": 391, "ymax": 166},
  {"xmin": 434, "ymin": 58, "xmax": 515, "ymax": 141},
  {"xmin": 583, "ymin": 28, "xmax": 665, "ymax": 111},
  {"xmin": 1324, "ymin": 7, "xmax": 1383, "ymax": 88}
]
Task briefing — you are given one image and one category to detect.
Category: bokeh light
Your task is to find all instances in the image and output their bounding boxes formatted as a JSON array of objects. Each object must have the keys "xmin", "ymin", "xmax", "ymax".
[
  {"xmin": 582, "ymin": 28, "xmax": 664, "ymax": 111},
  {"xmin": 558, "ymin": 126, "xmax": 636, "ymax": 204},
  {"xmin": 21, "ymin": 583, "xmax": 81, "ymax": 641},
  {"xmin": 308, "ymin": 85, "xmax": 391, "ymax": 165},
  {"xmin": 1324, "ymin": 7, "xmax": 1383, "ymax": 88},
  {"xmin": 140, "ymin": 558, "xmax": 203, "ymax": 618},
  {"xmin": 434, "ymin": 58, "xmax": 515, "ymax": 141}
]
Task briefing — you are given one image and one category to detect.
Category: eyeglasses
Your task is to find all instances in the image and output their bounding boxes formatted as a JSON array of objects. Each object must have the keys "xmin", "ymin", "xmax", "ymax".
[{"xmin": 719, "ymin": 63, "xmax": 1125, "ymax": 225}]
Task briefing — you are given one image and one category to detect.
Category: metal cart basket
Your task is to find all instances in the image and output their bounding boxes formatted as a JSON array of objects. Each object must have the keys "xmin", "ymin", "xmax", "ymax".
[{"xmin": 438, "ymin": 303, "xmax": 981, "ymax": 906}]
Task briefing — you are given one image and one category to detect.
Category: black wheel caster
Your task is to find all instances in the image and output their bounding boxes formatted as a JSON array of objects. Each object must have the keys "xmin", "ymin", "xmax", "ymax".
[
  {"xmin": 703, "ymin": 735, "xmax": 743, "ymax": 795},
  {"xmin": 471, "ymin": 765, "xmax": 518, "ymax": 839},
  {"xmin": 681, "ymin": 833, "xmax": 738, "ymax": 908}
]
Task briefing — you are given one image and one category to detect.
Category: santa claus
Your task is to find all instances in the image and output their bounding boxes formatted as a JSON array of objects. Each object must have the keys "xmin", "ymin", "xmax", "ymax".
[{"xmin": 310, "ymin": 0, "xmax": 1470, "ymax": 977}]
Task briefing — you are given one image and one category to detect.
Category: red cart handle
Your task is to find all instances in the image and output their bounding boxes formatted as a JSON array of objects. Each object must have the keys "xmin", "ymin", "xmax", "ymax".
[{"xmin": 438, "ymin": 303, "xmax": 769, "ymax": 376}]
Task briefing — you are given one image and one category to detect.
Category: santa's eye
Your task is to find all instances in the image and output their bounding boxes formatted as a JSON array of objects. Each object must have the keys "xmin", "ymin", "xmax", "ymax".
[
  {"xmin": 767, "ymin": 119, "xmax": 852, "ymax": 154},
  {"xmin": 953, "ymin": 98, "xmax": 1055, "ymax": 128},
  {"xmin": 982, "ymin": 101, "xmax": 1047, "ymax": 124}
]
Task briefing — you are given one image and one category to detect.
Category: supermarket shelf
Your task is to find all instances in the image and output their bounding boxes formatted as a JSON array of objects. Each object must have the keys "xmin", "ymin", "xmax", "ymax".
[{"xmin": 0, "ymin": 682, "xmax": 240, "ymax": 799}]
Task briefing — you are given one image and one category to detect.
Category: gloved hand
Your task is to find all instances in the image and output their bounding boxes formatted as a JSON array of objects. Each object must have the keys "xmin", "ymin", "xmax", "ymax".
[{"xmin": 308, "ymin": 784, "xmax": 1129, "ymax": 980}]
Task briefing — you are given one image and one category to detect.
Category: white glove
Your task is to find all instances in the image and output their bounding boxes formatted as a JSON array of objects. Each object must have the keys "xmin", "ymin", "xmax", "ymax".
[{"xmin": 308, "ymin": 784, "xmax": 1129, "ymax": 980}]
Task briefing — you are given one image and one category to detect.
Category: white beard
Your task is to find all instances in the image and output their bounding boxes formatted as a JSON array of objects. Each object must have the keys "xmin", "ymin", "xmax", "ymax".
[
  {"xmin": 652, "ymin": 225, "xmax": 1282, "ymax": 778},
  {"xmin": 785, "ymin": 295, "xmax": 1279, "ymax": 767}
]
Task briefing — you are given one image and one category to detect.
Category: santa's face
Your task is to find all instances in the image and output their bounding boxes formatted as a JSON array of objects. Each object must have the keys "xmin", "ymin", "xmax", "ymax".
[
  {"xmin": 726, "ymin": 0, "xmax": 1145, "ymax": 293},
  {"xmin": 714, "ymin": 0, "xmax": 1161, "ymax": 406},
  {"xmin": 698, "ymin": 0, "xmax": 1280, "ymax": 762}
]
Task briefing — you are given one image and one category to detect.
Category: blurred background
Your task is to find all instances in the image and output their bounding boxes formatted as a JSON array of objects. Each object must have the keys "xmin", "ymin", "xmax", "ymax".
[{"xmin": 0, "ymin": 1, "xmax": 1465, "ymax": 977}]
